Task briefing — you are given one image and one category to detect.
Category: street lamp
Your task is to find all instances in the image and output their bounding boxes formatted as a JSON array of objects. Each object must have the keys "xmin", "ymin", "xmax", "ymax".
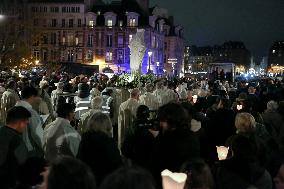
[{"xmin": 148, "ymin": 51, "xmax": 152, "ymax": 73}]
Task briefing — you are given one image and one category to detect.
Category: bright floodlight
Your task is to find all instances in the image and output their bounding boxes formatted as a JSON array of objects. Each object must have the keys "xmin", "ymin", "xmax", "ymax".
[{"xmin": 148, "ymin": 51, "xmax": 152, "ymax": 56}]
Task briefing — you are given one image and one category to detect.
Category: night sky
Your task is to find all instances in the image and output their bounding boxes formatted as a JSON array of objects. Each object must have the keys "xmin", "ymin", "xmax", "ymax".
[{"xmin": 151, "ymin": 0, "xmax": 284, "ymax": 61}]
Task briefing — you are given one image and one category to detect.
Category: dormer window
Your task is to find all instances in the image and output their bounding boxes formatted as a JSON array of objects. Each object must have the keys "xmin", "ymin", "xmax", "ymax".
[
  {"xmin": 104, "ymin": 12, "xmax": 117, "ymax": 27},
  {"xmin": 127, "ymin": 12, "xmax": 139, "ymax": 27},
  {"xmin": 86, "ymin": 12, "xmax": 97, "ymax": 28}
]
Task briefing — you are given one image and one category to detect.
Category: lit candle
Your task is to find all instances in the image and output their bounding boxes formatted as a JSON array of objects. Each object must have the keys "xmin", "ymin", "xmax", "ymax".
[
  {"xmin": 216, "ymin": 146, "xmax": 229, "ymax": 160},
  {"xmin": 161, "ymin": 169, "xmax": 187, "ymax": 189}
]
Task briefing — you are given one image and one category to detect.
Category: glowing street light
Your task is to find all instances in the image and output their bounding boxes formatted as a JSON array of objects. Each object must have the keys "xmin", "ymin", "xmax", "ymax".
[{"xmin": 0, "ymin": 15, "xmax": 4, "ymax": 20}]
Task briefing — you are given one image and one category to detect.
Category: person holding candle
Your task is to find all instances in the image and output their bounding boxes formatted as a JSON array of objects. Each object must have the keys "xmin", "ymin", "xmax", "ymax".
[{"xmin": 213, "ymin": 134, "xmax": 272, "ymax": 189}]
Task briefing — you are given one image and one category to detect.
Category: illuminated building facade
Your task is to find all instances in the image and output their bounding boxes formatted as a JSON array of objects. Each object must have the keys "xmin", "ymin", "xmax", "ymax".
[
  {"xmin": 163, "ymin": 16, "xmax": 184, "ymax": 76},
  {"xmin": 188, "ymin": 46, "xmax": 213, "ymax": 72},
  {"xmin": 187, "ymin": 42, "xmax": 251, "ymax": 73},
  {"xmin": 26, "ymin": 0, "xmax": 167, "ymax": 74},
  {"xmin": 268, "ymin": 41, "xmax": 284, "ymax": 67}
]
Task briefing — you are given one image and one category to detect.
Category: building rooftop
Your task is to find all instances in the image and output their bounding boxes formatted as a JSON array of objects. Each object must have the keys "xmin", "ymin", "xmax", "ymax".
[{"xmin": 92, "ymin": 0, "xmax": 151, "ymax": 26}]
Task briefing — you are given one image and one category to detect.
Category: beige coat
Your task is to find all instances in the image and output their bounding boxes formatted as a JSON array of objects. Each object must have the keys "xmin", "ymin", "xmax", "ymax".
[{"xmin": 0, "ymin": 89, "xmax": 20, "ymax": 124}]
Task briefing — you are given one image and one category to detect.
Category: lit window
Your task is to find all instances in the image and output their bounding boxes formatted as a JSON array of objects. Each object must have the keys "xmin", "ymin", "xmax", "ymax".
[
  {"xmin": 106, "ymin": 51, "xmax": 113, "ymax": 61},
  {"xmin": 129, "ymin": 18, "xmax": 136, "ymax": 27},
  {"xmin": 89, "ymin": 20, "xmax": 94, "ymax": 28},
  {"xmin": 75, "ymin": 37, "xmax": 79, "ymax": 45},
  {"xmin": 129, "ymin": 35, "xmax": 133, "ymax": 42},
  {"xmin": 107, "ymin": 19, "xmax": 113, "ymax": 27},
  {"xmin": 272, "ymin": 50, "xmax": 276, "ymax": 54}
]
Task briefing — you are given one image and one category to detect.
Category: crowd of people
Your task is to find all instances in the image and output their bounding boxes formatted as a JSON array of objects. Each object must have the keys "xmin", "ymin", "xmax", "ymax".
[{"xmin": 0, "ymin": 71, "xmax": 284, "ymax": 189}]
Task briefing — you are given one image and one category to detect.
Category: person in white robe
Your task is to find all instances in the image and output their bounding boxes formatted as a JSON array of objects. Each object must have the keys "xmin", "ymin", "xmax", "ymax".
[
  {"xmin": 153, "ymin": 81, "xmax": 168, "ymax": 106},
  {"xmin": 165, "ymin": 82, "xmax": 179, "ymax": 104},
  {"xmin": 39, "ymin": 80, "xmax": 54, "ymax": 118},
  {"xmin": 118, "ymin": 88, "xmax": 140, "ymax": 149},
  {"xmin": 51, "ymin": 82, "xmax": 64, "ymax": 107},
  {"xmin": 43, "ymin": 103, "xmax": 81, "ymax": 162},
  {"xmin": 15, "ymin": 86, "xmax": 44, "ymax": 157},
  {"xmin": 90, "ymin": 83, "xmax": 101, "ymax": 99},
  {"xmin": 0, "ymin": 80, "xmax": 20, "ymax": 125},
  {"xmin": 139, "ymin": 83, "xmax": 159, "ymax": 111}
]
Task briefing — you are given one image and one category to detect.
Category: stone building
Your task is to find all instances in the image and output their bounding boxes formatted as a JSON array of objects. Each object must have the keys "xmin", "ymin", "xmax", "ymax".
[{"xmin": 26, "ymin": 0, "xmax": 167, "ymax": 74}]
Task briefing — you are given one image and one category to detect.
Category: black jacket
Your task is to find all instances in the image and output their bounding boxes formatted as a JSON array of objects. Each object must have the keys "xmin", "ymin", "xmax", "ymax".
[
  {"xmin": 213, "ymin": 158, "xmax": 272, "ymax": 189},
  {"xmin": 208, "ymin": 108, "xmax": 236, "ymax": 146},
  {"xmin": 152, "ymin": 128, "xmax": 200, "ymax": 173},
  {"xmin": 0, "ymin": 126, "xmax": 28, "ymax": 189},
  {"xmin": 77, "ymin": 131, "xmax": 122, "ymax": 186}
]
